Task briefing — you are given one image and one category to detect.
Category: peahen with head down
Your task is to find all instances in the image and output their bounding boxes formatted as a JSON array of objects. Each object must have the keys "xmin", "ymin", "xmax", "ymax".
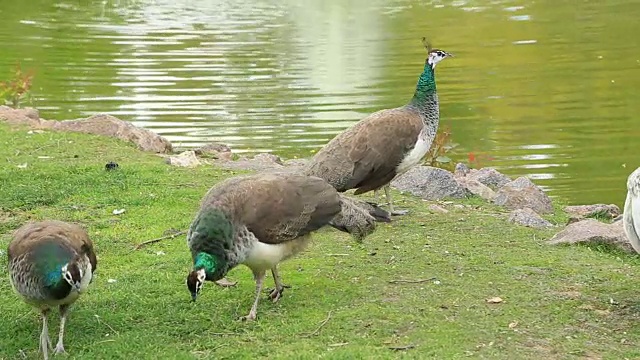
[
  {"xmin": 185, "ymin": 172, "xmax": 382, "ymax": 320},
  {"xmin": 7, "ymin": 220, "xmax": 98, "ymax": 360}
]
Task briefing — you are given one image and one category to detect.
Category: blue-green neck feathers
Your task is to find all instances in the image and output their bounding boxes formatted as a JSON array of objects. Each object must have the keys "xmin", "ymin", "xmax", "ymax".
[
  {"xmin": 193, "ymin": 252, "xmax": 217, "ymax": 275},
  {"xmin": 410, "ymin": 63, "xmax": 436, "ymax": 106},
  {"xmin": 189, "ymin": 208, "xmax": 234, "ymax": 278},
  {"xmin": 34, "ymin": 241, "xmax": 72, "ymax": 287},
  {"xmin": 44, "ymin": 265, "xmax": 64, "ymax": 287}
]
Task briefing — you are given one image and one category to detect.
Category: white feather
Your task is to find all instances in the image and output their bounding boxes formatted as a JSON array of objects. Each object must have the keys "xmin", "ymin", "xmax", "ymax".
[
  {"xmin": 623, "ymin": 168, "xmax": 640, "ymax": 254},
  {"xmin": 242, "ymin": 236, "xmax": 311, "ymax": 273},
  {"xmin": 397, "ymin": 136, "xmax": 430, "ymax": 175}
]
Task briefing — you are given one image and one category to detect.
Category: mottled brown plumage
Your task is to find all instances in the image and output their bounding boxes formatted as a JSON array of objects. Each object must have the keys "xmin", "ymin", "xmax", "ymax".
[
  {"xmin": 186, "ymin": 172, "xmax": 379, "ymax": 320},
  {"xmin": 8, "ymin": 220, "xmax": 97, "ymax": 360},
  {"xmin": 306, "ymin": 43, "xmax": 453, "ymax": 215},
  {"xmin": 306, "ymin": 109, "xmax": 424, "ymax": 194}
]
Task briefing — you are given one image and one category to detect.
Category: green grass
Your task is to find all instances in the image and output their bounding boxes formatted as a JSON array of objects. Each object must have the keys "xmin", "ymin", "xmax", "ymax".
[{"xmin": 1, "ymin": 123, "xmax": 640, "ymax": 359}]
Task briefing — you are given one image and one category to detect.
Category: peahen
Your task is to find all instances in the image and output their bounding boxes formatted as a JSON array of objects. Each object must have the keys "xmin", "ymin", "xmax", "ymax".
[
  {"xmin": 623, "ymin": 167, "xmax": 640, "ymax": 253},
  {"xmin": 7, "ymin": 220, "xmax": 98, "ymax": 360},
  {"xmin": 305, "ymin": 38, "xmax": 453, "ymax": 215},
  {"xmin": 185, "ymin": 172, "xmax": 380, "ymax": 320}
]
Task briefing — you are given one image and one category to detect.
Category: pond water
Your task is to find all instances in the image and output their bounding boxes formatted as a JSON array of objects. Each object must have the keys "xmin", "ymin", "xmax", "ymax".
[{"xmin": 1, "ymin": 0, "xmax": 639, "ymax": 206}]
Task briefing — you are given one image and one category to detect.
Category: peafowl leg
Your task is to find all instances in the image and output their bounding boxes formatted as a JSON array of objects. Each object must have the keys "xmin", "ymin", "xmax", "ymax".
[
  {"xmin": 241, "ymin": 270, "xmax": 265, "ymax": 321},
  {"xmin": 374, "ymin": 189, "xmax": 381, "ymax": 204},
  {"xmin": 385, "ymin": 185, "xmax": 408, "ymax": 216},
  {"xmin": 40, "ymin": 309, "xmax": 52, "ymax": 360},
  {"xmin": 215, "ymin": 277, "xmax": 238, "ymax": 287},
  {"xmin": 268, "ymin": 266, "xmax": 287, "ymax": 303},
  {"xmin": 54, "ymin": 304, "xmax": 70, "ymax": 355}
]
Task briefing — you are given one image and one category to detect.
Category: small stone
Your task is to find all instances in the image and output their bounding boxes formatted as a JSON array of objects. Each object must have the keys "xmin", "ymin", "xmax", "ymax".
[
  {"xmin": 456, "ymin": 177, "xmax": 496, "ymax": 201},
  {"xmin": 563, "ymin": 204, "xmax": 621, "ymax": 220},
  {"xmin": 391, "ymin": 166, "xmax": 470, "ymax": 201},
  {"xmin": 193, "ymin": 143, "xmax": 232, "ymax": 158},
  {"xmin": 548, "ymin": 219, "xmax": 634, "ymax": 253},
  {"xmin": 464, "ymin": 167, "xmax": 512, "ymax": 190},
  {"xmin": 427, "ymin": 204, "xmax": 449, "ymax": 213},
  {"xmin": 454, "ymin": 163, "xmax": 470, "ymax": 177},
  {"xmin": 165, "ymin": 151, "xmax": 201, "ymax": 167},
  {"xmin": 508, "ymin": 208, "xmax": 553, "ymax": 228},
  {"xmin": 494, "ymin": 177, "xmax": 553, "ymax": 214}
]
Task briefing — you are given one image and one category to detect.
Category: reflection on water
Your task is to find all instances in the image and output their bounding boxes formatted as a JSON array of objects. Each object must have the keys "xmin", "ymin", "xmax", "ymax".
[{"xmin": 0, "ymin": 0, "xmax": 639, "ymax": 206}]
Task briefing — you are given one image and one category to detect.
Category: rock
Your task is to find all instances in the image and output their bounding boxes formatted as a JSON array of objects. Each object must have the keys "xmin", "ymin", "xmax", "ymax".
[
  {"xmin": 282, "ymin": 158, "xmax": 309, "ymax": 173},
  {"xmin": 193, "ymin": 143, "xmax": 232, "ymax": 158},
  {"xmin": 508, "ymin": 208, "xmax": 553, "ymax": 228},
  {"xmin": 0, "ymin": 107, "xmax": 173, "ymax": 153},
  {"xmin": 563, "ymin": 204, "xmax": 621, "ymax": 220},
  {"xmin": 48, "ymin": 114, "xmax": 172, "ymax": 153},
  {"xmin": 465, "ymin": 167, "xmax": 511, "ymax": 190},
  {"xmin": 165, "ymin": 151, "xmax": 201, "ymax": 167},
  {"xmin": 253, "ymin": 153, "xmax": 283, "ymax": 165},
  {"xmin": 391, "ymin": 166, "xmax": 470, "ymax": 201},
  {"xmin": 548, "ymin": 219, "xmax": 635, "ymax": 253},
  {"xmin": 0, "ymin": 106, "xmax": 41, "ymax": 126},
  {"xmin": 456, "ymin": 177, "xmax": 496, "ymax": 201},
  {"xmin": 493, "ymin": 177, "xmax": 553, "ymax": 214},
  {"xmin": 427, "ymin": 204, "xmax": 449, "ymax": 214},
  {"xmin": 454, "ymin": 163, "xmax": 471, "ymax": 177},
  {"xmin": 215, "ymin": 153, "xmax": 285, "ymax": 172}
]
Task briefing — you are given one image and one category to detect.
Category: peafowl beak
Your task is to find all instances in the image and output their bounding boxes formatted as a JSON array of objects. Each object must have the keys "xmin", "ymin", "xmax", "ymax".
[{"xmin": 191, "ymin": 292, "xmax": 198, "ymax": 302}]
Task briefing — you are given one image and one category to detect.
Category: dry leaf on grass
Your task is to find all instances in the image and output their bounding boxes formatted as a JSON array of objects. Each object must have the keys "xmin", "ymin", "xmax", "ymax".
[{"xmin": 486, "ymin": 297, "xmax": 503, "ymax": 304}]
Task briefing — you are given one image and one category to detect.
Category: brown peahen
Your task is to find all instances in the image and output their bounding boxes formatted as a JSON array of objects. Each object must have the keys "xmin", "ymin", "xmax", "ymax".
[
  {"xmin": 305, "ymin": 38, "xmax": 453, "ymax": 215},
  {"xmin": 185, "ymin": 172, "xmax": 381, "ymax": 320},
  {"xmin": 7, "ymin": 220, "xmax": 98, "ymax": 360}
]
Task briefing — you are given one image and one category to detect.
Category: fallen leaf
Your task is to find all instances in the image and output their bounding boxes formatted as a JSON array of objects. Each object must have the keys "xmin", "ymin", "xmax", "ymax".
[
  {"xmin": 508, "ymin": 321, "xmax": 518, "ymax": 329},
  {"xmin": 486, "ymin": 297, "xmax": 503, "ymax": 304},
  {"xmin": 112, "ymin": 209, "xmax": 126, "ymax": 215},
  {"xmin": 17, "ymin": 163, "xmax": 27, "ymax": 169}
]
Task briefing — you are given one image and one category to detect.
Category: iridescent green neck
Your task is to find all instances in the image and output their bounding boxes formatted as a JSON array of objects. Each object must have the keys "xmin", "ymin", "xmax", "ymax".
[
  {"xmin": 193, "ymin": 252, "xmax": 217, "ymax": 276},
  {"xmin": 410, "ymin": 63, "xmax": 436, "ymax": 106}
]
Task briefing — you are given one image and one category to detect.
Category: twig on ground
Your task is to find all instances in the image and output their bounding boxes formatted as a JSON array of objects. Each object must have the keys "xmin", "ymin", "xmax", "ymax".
[
  {"xmin": 134, "ymin": 230, "xmax": 187, "ymax": 250},
  {"xmin": 300, "ymin": 311, "xmax": 332, "ymax": 338},
  {"xmin": 388, "ymin": 277, "xmax": 436, "ymax": 284},
  {"xmin": 326, "ymin": 253, "xmax": 350, "ymax": 256},
  {"xmin": 94, "ymin": 314, "xmax": 120, "ymax": 336},
  {"xmin": 389, "ymin": 344, "xmax": 416, "ymax": 351}
]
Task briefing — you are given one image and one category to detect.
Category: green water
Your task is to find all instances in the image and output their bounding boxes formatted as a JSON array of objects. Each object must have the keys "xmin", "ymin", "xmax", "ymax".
[{"xmin": 0, "ymin": 0, "xmax": 639, "ymax": 206}]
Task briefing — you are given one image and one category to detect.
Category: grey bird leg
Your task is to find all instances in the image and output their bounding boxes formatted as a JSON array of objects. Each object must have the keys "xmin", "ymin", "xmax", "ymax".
[
  {"xmin": 374, "ymin": 189, "xmax": 381, "ymax": 204},
  {"xmin": 54, "ymin": 304, "xmax": 70, "ymax": 355},
  {"xmin": 215, "ymin": 277, "xmax": 238, "ymax": 287},
  {"xmin": 40, "ymin": 309, "xmax": 52, "ymax": 360},
  {"xmin": 241, "ymin": 271, "xmax": 266, "ymax": 321},
  {"xmin": 385, "ymin": 185, "xmax": 408, "ymax": 216},
  {"xmin": 268, "ymin": 266, "xmax": 286, "ymax": 302}
]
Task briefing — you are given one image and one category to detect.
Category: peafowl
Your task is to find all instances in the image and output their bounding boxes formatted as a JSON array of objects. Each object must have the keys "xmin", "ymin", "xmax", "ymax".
[
  {"xmin": 305, "ymin": 38, "xmax": 453, "ymax": 215},
  {"xmin": 185, "ymin": 172, "xmax": 380, "ymax": 320},
  {"xmin": 7, "ymin": 220, "xmax": 98, "ymax": 360}
]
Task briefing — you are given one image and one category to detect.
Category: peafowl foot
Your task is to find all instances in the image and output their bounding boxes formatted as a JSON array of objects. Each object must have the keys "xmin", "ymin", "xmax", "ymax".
[
  {"xmin": 268, "ymin": 287, "xmax": 285, "ymax": 303},
  {"xmin": 54, "ymin": 343, "xmax": 66, "ymax": 355},
  {"xmin": 391, "ymin": 209, "xmax": 409, "ymax": 216},
  {"xmin": 239, "ymin": 311, "xmax": 257, "ymax": 322}
]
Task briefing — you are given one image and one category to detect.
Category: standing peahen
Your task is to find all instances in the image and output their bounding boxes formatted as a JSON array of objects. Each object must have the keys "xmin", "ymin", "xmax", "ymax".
[
  {"xmin": 305, "ymin": 38, "xmax": 453, "ymax": 215},
  {"xmin": 185, "ymin": 172, "xmax": 380, "ymax": 321},
  {"xmin": 7, "ymin": 220, "xmax": 98, "ymax": 360}
]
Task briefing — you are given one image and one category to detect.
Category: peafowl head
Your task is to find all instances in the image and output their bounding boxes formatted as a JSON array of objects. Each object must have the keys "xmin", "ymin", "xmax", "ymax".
[
  {"xmin": 427, "ymin": 49, "xmax": 453, "ymax": 70},
  {"xmin": 186, "ymin": 251, "xmax": 220, "ymax": 302},
  {"xmin": 186, "ymin": 268, "xmax": 206, "ymax": 302},
  {"xmin": 421, "ymin": 37, "xmax": 453, "ymax": 70},
  {"xmin": 61, "ymin": 261, "xmax": 83, "ymax": 291}
]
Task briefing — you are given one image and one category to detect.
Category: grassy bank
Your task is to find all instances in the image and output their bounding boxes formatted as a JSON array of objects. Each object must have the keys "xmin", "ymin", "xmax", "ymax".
[{"xmin": 1, "ymin": 123, "xmax": 639, "ymax": 360}]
